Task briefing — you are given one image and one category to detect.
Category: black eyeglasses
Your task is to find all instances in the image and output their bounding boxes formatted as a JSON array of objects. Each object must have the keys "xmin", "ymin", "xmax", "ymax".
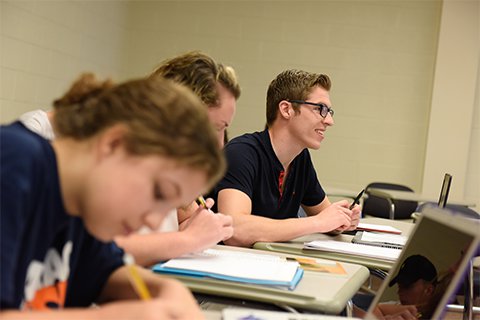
[{"xmin": 287, "ymin": 99, "xmax": 334, "ymax": 118}]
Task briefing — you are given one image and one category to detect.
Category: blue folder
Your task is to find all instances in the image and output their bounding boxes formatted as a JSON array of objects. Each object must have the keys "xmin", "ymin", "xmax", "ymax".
[{"xmin": 152, "ymin": 263, "xmax": 304, "ymax": 290}]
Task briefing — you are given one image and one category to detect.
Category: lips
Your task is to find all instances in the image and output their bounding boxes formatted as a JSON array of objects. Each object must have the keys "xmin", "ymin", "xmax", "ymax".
[{"xmin": 315, "ymin": 129, "xmax": 325, "ymax": 137}]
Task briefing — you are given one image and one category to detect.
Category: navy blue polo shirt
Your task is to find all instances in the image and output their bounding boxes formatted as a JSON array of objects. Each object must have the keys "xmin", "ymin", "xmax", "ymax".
[{"xmin": 213, "ymin": 129, "xmax": 325, "ymax": 219}]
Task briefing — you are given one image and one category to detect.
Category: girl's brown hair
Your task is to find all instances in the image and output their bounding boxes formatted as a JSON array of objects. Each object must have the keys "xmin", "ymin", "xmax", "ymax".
[{"xmin": 53, "ymin": 73, "xmax": 225, "ymax": 189}]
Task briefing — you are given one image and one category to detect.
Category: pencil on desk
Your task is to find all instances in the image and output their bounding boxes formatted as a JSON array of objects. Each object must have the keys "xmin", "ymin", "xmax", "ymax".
[{"xmin": 123, "ymin": 253, "xmax": 151, "ymax": 300}]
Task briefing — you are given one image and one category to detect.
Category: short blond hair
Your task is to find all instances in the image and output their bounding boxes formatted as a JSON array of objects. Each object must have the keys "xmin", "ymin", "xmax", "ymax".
[
  {"xmin": 266, "ymin": 70, "xmax": 331, "ymax": 127},
  {"xmin": 151, "ymin": 51, "xmax": 240, "ymax": 106}
]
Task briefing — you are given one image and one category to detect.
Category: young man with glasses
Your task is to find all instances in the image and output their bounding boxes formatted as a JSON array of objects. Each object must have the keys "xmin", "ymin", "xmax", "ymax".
[{"xmin": 213, "ymin": 69, "xmax": 361, "ymax": 247}]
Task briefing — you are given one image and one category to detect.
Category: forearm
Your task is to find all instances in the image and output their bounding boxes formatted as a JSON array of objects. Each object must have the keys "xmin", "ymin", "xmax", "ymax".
[
  {"xmin": 1, "ymin": 308, "xmax": 105, "ymax": 320},
  {"xmin": 224, "ymin": 214, "xmax": 322, "ymax": 247},
  {"xmin": 115, "ymin": 232, "xmax": 197, "ymax": 267}
]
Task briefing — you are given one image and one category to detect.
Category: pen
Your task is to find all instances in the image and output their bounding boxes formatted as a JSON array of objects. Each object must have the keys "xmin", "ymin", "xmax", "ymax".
[
  {"xmin": 123, "ymin": 253, "xmax": 151, "ymax": 300},
  {"xmin": 197, "ymin": 196, "xmax": 208, "ymax": 209},
  {"xmin": 349, "ymin": 189, "xmax": 365, "ymax": 210}
]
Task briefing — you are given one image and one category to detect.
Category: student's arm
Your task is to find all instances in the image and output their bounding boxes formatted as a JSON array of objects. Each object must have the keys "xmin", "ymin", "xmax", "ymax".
[
  {"xmin": 303, "ymin": 198, "xmax": 361, "ymax": 232},
  {"xmin": 218, "ymin": 189, "xmax": 352, "ymax": 247},
  {"xmin": 1, "ymin": 266, "xmax": 203, "ymax": 319},
  {"xmin": 115, "ymin": 200, "xmax": 233, "ymax": 266}
]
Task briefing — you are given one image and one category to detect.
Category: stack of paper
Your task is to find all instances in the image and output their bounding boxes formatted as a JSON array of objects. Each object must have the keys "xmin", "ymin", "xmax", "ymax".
[
  {"xmin": 152, "ymin": 249, "xmax": 304, "ymax": 290},
  {"xmin": 352, "ymin": 231, "xmax": 407, "ymax": 249},
  {"xmin": 304, "ymin": 240, "xmax": 401, "ymax": 261}
]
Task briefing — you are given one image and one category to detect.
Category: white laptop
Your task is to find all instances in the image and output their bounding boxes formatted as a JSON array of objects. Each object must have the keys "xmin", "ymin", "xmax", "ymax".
[
  {"xmin": 223, "ymin": 207, "xmax": 479, "ymax": 320},
  {"xmin": 365, "ymin": 206, "xmax": 479, "ymax": 319}
]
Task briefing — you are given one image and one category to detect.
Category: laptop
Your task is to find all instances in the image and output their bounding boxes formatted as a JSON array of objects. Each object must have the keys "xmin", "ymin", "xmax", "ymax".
[
  {"xmin": 365, "ymin": 206, "xmax": 479, "ymax": 319},
  {"xmin": 438, "ymin": 173, "xmax": 452, "ymax": 208},
  {"xmin": 223, "ymin": 208, "xmax": 479, "ymax": 320}
]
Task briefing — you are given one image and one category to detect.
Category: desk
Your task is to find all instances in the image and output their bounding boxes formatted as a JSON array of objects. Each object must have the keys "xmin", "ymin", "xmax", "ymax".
[
  {"xmin": 254, "ymin": 218, "xmax": 414, "ymax": 272},
  {"xmin": 326, "ymin": 187, "xmax": 361, "ymax": 200},
  {"xmin": 367, "ymin": 188, "xmax": 476, "ymax": 208},
  {"xmin": 159, "ymin": 244, "xmax": 369, "ymax": 314}
]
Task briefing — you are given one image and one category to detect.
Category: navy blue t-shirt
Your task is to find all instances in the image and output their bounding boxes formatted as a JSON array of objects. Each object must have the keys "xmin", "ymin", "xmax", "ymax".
[
  {"xmin": 0, "ymin": 122, "xmax": 124, "ymax": 310},
  {"xmin": 213, "ymin": 129, "xmax": 326, "ymax": 219}
]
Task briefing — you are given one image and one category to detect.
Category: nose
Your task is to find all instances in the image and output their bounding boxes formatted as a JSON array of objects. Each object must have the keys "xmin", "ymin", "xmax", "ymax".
[{"xmin": 323, "ymin": 113, "xmax": 334, "ymax": 126}]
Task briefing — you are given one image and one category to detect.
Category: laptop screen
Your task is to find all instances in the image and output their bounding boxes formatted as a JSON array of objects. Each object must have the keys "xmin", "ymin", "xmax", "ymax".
[
  {"xmin": 438, "ymin": 173, "xmax": 452, "ymax": 208},
  {"xmin": 366, "ymin": 207, "xmax": 479, "ymax": 319}
]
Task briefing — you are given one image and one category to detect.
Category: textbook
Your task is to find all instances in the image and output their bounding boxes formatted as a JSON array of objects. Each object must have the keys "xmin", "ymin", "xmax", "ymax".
[
  {"xmin": 152, "ymin": 248, "xmax": 304, "ymax": 290},
  {"xmin": 351, "ymin": 231, "xmax": 407, "ymax": 249},
  {"xmin": 304, "ymin": 239, "xmax": 401, "ymax": 261}
]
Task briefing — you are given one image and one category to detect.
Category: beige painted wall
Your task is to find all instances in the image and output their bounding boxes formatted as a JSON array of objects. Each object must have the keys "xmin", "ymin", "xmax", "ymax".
[
  {"xmin": 1, "ymin": 0, "xmax": 129, "ymax": 121},
  {"xmin": 422, "ymin": 0, "xmax": 479, "ymax": 207},
  {"xmin": 1, "ymin": 0, "xmax": 478, "ymax": 207},
  {"xmin": 122, "ymin": 1, "xmax": 441, "ymax": 194}
]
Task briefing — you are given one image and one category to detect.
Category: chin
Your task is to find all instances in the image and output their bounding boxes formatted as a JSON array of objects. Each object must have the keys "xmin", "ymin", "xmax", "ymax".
[{"xmin": 85, "ymin": 224, "xmax": 114, "ymax": 242}]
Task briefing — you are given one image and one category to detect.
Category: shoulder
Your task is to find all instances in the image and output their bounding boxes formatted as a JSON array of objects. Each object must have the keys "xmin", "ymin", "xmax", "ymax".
[
  {"xmin": 1, "ymin": 122, "xmax": 56, "ymax": 174},
  {"xmin": 19, "ymin": 109, "xmax": 55, "ymax": 140},
  {"xmin": 225, "ymin": 131, "xmax": 265, "ymax": 155}
]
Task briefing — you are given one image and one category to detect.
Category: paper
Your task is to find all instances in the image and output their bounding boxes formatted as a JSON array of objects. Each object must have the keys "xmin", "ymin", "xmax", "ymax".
[
  {"xmin": 152, "ymin": 249, "xmax": 303, "ymax": 290},
  {"xmin": 222, "ymin": 308, "xmax": 360, "ymax": 320},
  {"xmin": 289, "ymin": 257, "xmax": 347, "ymax": 274},
  {"xmin": 357, "ymin": 222, "xmax": 402, "ymax": 234},
  {"xmin": 357, "ymin": 231, "xmax": 407, "ymax": 246},
  {"xmin": 304, "ymin": 240, "xmax": 401, "ymax": 261}
]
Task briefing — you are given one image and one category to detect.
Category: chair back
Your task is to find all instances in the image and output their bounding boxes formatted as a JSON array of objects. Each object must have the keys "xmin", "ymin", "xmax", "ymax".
[{"xmin": 363, "ymin": 182, "xmax": 418, "ymax": 219}]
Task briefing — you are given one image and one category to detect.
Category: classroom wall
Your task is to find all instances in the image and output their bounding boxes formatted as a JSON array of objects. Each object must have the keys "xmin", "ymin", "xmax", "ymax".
[
  {"xmin": 0, "ymin": 0, "xmax": 129, "ymax": 121},
  {"xmin": 122, "ymin": 1, "xmax": 442, "ymax": 194},
  {"xmin": 1, "ymin": 1, "xmax": 478, "ymax": 206},
  {"xmin": 422, "ymin": 0, "xmax": 479, "ymax": 206}
]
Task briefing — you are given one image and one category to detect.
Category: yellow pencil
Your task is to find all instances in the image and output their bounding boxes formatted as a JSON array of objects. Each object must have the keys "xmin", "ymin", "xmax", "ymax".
[
  {"xmin": 123, "ymin": 253, "xmax": 151, "ymax": 300},
  {"xmin": 197, "ymin": 196, "xmax": 208, "ymax": 208}
]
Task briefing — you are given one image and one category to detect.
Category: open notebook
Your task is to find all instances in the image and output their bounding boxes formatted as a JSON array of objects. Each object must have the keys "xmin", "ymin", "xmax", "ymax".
[
  {"xmin": 152, "ymin": 248, "xmax": 304, "ymax": 290},
  {"xmin": 364, "ymin": 207, "xmax": 480, "ymax": 319}
]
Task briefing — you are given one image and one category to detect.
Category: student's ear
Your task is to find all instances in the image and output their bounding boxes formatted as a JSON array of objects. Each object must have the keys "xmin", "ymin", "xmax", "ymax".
[
  {"xmin": 278, "ymin": 100, "xmax": 293, "ymax": 119},
  {"xmin": 425, "ymin": 283, "xmax": 435, "ymax": 296},
  {"xmin": 96, "ymin": 124, "xmax": 128, "ymax": 159}
]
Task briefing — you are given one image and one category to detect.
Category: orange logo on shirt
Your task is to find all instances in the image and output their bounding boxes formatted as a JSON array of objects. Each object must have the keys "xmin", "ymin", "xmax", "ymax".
[
  {"xmin": 24, "ymin": 280, "xmax": 67, "ymax": 310},
  {"xmin": 22, "ymin": 242, "xmax": 72, "ymax": 310}
]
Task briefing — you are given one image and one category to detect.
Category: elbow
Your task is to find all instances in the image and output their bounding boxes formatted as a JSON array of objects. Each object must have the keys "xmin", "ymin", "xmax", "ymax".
[{"xmin": 223, "ymin": 235, "xmax": 254, "ymax": 248}]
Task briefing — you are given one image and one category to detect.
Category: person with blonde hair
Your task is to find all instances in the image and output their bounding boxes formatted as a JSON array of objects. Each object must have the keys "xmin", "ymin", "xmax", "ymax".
[
  {"xmin": 19, "ymin": 52, "xmax": 241, "ymax": 267},
  {"xmin": 1, "ymin": 73, "xmax": 225, "ymax": 319},
  {"xmin": 115, "ymin": 51, "xmax": 241, "ymax": 266}
]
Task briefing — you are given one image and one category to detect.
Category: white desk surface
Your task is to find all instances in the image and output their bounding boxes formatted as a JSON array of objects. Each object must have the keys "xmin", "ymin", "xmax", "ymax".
[
  {"xmin": 367, "ymin": 188, "xmax": 476, "ymax": 207},
  {"xmin": 326, "ymin": 187, "xmax": 361, "ymax": 199},
  {"xmin": 158, "ymin": 244, "xmax": 369, "ymax": 314},
  {"xmin": 254, "ymin": 218, "xmax": 414, "ymax": 271}
]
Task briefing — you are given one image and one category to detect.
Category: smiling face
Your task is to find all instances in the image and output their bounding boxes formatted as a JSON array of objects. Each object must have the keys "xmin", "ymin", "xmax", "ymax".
[
  {"xmin": 289, "ymin": 86, "xmax": 334, "ymax": 150},
  {"xmin": 80, "ymin": 148, "xmax": 208, "ymax": 242},
  {"xmin": 208, "ymin": 83, "xmax": 236, "ymax": 148}
]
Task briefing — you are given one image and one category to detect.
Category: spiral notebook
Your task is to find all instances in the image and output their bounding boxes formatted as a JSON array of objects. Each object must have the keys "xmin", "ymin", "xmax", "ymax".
[{"xmin": 152, "ymin": 248, "xmax": 304, "ymax": 290}]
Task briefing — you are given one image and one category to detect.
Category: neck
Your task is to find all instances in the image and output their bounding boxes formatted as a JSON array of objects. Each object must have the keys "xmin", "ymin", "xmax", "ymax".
[
  {"xmin": 51, "ymin": 138, "xmax": 93, "ymax": 217},
  {"xmin": 268, "ymin": 125, "xmax": 304, "ymax": 170}
]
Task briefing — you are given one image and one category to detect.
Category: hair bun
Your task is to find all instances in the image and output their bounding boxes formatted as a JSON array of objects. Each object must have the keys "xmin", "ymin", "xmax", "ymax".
[{"xmin": 53, "ymin": 73, "xmax": 114, "ymax": 108}]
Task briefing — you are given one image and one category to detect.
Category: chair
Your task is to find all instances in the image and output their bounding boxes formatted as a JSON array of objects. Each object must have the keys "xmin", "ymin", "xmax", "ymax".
[{"xmin": 363, "ymin": 182, "xmax": 418, "ymax": 220}]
